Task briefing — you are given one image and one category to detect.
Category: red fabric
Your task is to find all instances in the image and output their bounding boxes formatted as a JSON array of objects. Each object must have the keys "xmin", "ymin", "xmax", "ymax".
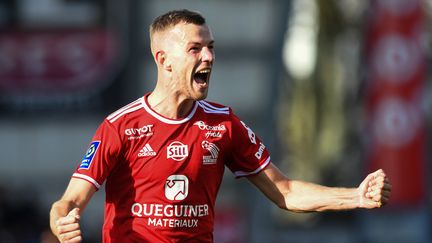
[{"xmin": 72, "ymin": 94, "xmax": 270, "ymax": 242}]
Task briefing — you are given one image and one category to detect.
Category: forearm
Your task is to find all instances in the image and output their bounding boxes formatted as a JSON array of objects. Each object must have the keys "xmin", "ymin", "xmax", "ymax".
[{"xmin": 283, "ymin": 180, "xmax": 360, "ymax": 212}]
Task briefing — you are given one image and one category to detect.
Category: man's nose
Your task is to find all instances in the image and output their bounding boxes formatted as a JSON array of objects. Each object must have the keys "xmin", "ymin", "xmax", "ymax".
[{"xmin": 201, "ymin": 47, "xmax": 214, "ymax": 62}]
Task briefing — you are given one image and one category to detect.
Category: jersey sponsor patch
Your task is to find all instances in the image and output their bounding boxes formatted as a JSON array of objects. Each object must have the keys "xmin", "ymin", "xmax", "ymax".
[
  {"xmin": 124, "ymin": 124, "xmax": 154, "ymax": 140},
  {"xmin": 240, "ymin": 121, "xmax": 257, "ymax": 144},
  {"xmin": 202, "ymin": 140, "xmax": 219, "ymax": 164},
  {"xmin": 167, "ymin": 141, "xmax": 189, "ymax": 161},
  {"xmin": 193, "ymin": 121, "xmax": 226, "ymax": 131},
  {"xmin": 194, "ymin": 121, "xmax": 226, "ymax": 139},
  {"xmin": 165, "ymin": 175, "xmax": 189, "ymax": 201},
  {"xmin": 80, "ymin": 141, "xmax": 100, "ymax": 169},
  {"xmin": 138, "ymin": 143, "xmax": 157, "ymax": 157}
]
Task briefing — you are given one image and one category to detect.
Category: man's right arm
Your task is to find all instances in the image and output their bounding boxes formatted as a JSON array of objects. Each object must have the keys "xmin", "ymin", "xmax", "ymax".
[{"xmin": 50, "ymin": 178, "xmax": 97, "ymax": 242}]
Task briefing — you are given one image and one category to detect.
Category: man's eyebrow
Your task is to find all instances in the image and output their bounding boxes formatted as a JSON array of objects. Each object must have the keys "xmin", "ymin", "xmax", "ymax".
[{"xmin": 187, "ymin": 40, "xmax": 215, "ymax": 46}]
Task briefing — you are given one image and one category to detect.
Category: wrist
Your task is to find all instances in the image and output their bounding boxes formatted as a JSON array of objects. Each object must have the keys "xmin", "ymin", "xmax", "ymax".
[{"xmin": 356, "ymin": 187, "xmax": 365, "ymax": 208}]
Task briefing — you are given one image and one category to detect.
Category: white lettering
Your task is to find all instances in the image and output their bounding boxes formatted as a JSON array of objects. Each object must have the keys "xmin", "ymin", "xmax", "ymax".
[
  {"xmin": 143, "ymin": 203, "xmax": 153, "ymax": 216},
  {"xmin": 133, "ymin": 203, "xmax": 207, "ymax": 228},
  {"xmin": 164, "ymin": 205, "xmax": 173, "ymax": 217},
  {"xmin": 241, "ymin": 121, "xmax": 257, "ymax": 144},
  {"xmin": 175, "ymin": 205, "xmax": 183, "ymax": 217},
  {"xmin": 131, "ymin": 203, "xmax": 209, "ymax": 218},
  {"xmin": 147, "ymin": 218, "xmax": 199, "ymax": 228},
  {"xmin": 205, "ymin": 131, "xmax": 222, "ymax": 138},
  {"xmin": 255, "ymin": 142, "xmax": 266, "ymax": 159},
  {"xmin": 131, "ymin": 203, "xmax": 143, "ymax": 217},
  {"xmin": 194, "ymin": 121, "xmax": 226, "ymax": 131},
  {"xmin": 124, "ymin": 125, "xmax": 154, "ymax": 140},
  {"xmin": 148, "ymin": 218, "xmax": 156, "ymax": 225},
  {"xmin": 156, "ymin": 218, "xmax": 162, "ymax": 227},
  {"xmin": 154, "ymin": 204, "xmax": 163, "ymax": 217},
  {"xmin": 167, "ymin": 142, "xmax": 189, "ymax": 161}
]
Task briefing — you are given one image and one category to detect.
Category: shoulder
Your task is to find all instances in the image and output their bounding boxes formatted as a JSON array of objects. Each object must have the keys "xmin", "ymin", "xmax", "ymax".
[
  {"xmin": 106, "ymin": 97, "xmax": 144, "ymax": 124},
  {"xmin": 197, "ymin": 100, "xmax": 231, "ymax": 115}
]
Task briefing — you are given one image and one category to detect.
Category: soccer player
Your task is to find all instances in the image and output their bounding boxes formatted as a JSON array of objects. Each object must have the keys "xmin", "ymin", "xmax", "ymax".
[{"xmin": 50, "ymin": 9, "xmax": 391, "ymax": 243}]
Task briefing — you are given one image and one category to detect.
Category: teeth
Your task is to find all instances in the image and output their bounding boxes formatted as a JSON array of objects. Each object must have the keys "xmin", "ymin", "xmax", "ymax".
[{"xmin": 197, "ymin": 69, "xmax": 211, "ymax": 74}]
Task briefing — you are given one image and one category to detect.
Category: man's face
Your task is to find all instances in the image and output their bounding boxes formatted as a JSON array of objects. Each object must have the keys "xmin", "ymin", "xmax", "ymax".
[{"xmin": 163, "ymin": 23, "xmax": 215, "ymax": 100}]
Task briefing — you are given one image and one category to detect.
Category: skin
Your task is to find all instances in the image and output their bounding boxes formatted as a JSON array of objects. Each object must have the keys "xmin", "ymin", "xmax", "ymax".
[
  {"xmin": 148, "ymin": 22, "xmax": 215, "ymax": 119},
  {"xmin": 50, "ymin": 22, "xmax": 391, "ymax": 242}
]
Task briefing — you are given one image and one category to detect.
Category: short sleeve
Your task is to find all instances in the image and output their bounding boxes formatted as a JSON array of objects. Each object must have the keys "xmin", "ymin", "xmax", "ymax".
[
  {"xmin": 72, "ymin": 119, "xmax": 122, "ymax": 189},
  {"xmin": 226, "ymin": 113, "xmax": 271, "ymax": 178}
]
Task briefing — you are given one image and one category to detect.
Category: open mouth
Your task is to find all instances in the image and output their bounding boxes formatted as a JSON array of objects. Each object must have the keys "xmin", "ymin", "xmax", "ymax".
[{"xmin": 193, "ymin": 68, "xmax": 211, "ymax": 85}]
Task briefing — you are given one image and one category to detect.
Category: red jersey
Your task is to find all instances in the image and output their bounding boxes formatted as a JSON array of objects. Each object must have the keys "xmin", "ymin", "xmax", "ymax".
[{"xmin": 72, "ymin": 94, "xmax": 271, "ymax": 242}]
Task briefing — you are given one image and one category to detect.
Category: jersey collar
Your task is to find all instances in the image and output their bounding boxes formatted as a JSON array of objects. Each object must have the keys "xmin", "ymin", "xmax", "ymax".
[{"xmin": 142, "ymin": 94, "xmax": 198, "ymax": 124}]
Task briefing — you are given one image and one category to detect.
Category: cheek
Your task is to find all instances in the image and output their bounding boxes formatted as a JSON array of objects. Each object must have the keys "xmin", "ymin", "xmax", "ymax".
[
  {"xmin": 179, "ymin": 60, "xmax": 195, "ymax": 76},
  {"xmin": 170, "ymin": 54, "xmax": 196, "ymax": 77}
]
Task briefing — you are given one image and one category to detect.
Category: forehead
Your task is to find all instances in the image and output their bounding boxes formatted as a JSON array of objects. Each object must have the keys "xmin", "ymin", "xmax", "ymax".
[{"xmin": 168, "ymin": 23, "xmax": 213, "ymax": 44}]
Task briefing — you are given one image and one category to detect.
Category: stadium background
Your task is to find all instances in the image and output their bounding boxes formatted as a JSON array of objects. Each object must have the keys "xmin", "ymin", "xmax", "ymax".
[{"xmin": 0, "ymin": 0, "xmax": 430, "ymax": 242}]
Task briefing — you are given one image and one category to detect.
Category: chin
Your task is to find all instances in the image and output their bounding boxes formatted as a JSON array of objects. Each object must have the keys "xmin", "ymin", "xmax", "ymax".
[
  {"xmin": 195, "ymin": 95, "xmax": 207, "ymax": 101},
  {"xmin": 193, "ymin": 92, "xmax": 208, "ymax": 101}
]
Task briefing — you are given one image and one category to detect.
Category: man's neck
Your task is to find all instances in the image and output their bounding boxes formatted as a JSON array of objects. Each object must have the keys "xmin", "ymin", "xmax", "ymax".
[{"xmin": 147, "ymin": 90, "xmax": 195, "ymax": 120}]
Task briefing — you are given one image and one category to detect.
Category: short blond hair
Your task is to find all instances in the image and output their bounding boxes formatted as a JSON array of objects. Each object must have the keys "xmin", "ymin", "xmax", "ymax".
[{"xmin": 149, "ymin": 9, "xmax": 206, "ymax": 38}]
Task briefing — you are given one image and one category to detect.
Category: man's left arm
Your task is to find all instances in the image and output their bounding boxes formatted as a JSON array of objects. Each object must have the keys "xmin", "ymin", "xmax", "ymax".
[{"xmin": 247, "ymin": 163, "xmax": 391, "ymax": 212}]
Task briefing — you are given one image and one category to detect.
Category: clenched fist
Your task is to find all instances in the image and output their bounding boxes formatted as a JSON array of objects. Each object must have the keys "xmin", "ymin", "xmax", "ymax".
[
  {"xmin": 56, "ymin": 208, "xmax": 82, "ymax": 243},
  {"xmin": 358, "ymin": 169, "xmax": 392, "ymax": 208}
]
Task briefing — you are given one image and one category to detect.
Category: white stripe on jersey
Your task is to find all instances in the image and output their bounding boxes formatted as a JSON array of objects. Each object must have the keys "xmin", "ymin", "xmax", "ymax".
[
  {"xmin": 72, "ymin": 173, "xmax": 101, "ymax": 189},
  {"xmin": 200, "ymin": 100, "xmax": 229, "ymax": 111},
  {"xmin": 234, "ymin": 157, "xmax": 271, "ymax": 177},
  {"xmin": 107, "ymin": 98, "xmax": 143, "ymax": 123},
  {"xmin": 142, "ymin": 99, "xmax": 198, "ymax": 124},
  {"xmin": 197, "ymin": 101, "xmax": 229, "ymax": 115},
  {"xmin": 109, "ymin": 105, "xmax": 143, "ymax": 123}
]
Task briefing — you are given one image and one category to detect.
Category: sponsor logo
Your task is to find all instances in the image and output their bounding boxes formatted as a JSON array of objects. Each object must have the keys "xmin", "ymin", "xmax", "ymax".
[
  {"xmin": 131, "ymin": 203, "xmax": 209, "ymax": 228},
  {"xmin": 194, "ymin": 121, "xmax": 226, "ymax": 131},
  {"xmin": 167, "ymin": 141, "xmax": 189, "ymax": 161},
  {"xmin": 255, "ymin": 142, "xmax": 266, "ymax": 159},
  {"xmin": 205, "ymin": 131, "xmax": 222, "ymax": 139},
  {"xmin": 124, "ymin": 125, "xmax": 154, "ymax": 140},
  {"xmin": 131, "ymin": 175, "xmax": 209, "ymax": 228},
  {"xmin": 165, "ymin": 175, "xmax": 189, "ymax": 201},
  {"xmin": 194, "ymin": 121, "xmax": 225, "ymax": 138},
  {"xmin": 201, "ymin": 141, "xmax": 219, "ymax": 164},
  {"xmin": 131, "ymin": 174, "xmax": 208, "ymax": 228},
  {"xmin": 240, "ymin": 121, "xmax": 256, "ymax": 144},
  {"xmin": 138, "ymin": 143, "xmax": 156, "ymax": 157},
  {"xmin": 80, "ymin": 141, "xmax": 100, "ymax": 169}
]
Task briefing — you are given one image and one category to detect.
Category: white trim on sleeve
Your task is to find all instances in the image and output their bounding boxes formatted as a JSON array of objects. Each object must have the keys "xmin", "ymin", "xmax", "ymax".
[
  {"xmin": 234, "ymin": 157, "xmax": 271, "ymax": 177},
  {"xmin": 72, "ymin": 173, "xmax": 101, "ymax": 189}
]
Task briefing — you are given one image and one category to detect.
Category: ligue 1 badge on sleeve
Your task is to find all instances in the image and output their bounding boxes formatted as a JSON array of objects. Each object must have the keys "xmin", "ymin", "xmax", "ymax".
[{"xmin": 80, "ymin": 141, "xmax": 101, "ymax": 169}]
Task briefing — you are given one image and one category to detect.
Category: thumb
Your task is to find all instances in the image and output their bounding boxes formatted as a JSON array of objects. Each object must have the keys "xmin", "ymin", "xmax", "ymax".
[{"xmin": 67, "ymin": 208, "xmax": 81, "ymax": 220}]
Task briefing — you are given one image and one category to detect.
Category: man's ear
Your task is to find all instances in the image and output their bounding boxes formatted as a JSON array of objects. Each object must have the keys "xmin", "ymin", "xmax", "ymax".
[{"xmin": 155, "ymin": 51, "xmax": 172, "ymax": 71}]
